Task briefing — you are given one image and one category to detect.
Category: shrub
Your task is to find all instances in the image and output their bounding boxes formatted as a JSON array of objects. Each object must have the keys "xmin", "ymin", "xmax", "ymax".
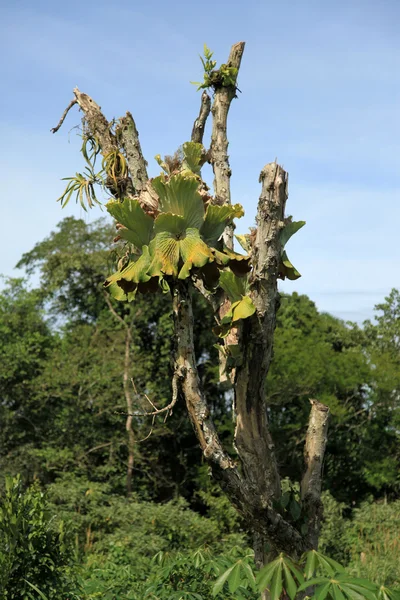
[{"xmin": 0, "ymin": 475, "xmax": 80, "ymax": 599}]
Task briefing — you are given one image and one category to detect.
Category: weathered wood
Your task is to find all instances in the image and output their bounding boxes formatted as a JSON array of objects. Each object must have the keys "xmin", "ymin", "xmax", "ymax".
[
  {"xmin": 116, "ymin": 112, "xmax": 148, "ymax": 193},
  {"xmin": 172, "ymin": 281, "xmax": 308, "ymax": 556},
  {"xmin": 209, "ymin": 41, "xmax": 245, "ymax": 249},
  {"xmin": 234, "ymin": 163, "xmax": 287, "ymax": 506},
  {"xmin": 191, "ymin": 90, "xmax": 211, "ymax": 144},
  {"xmin": 301, "ymin": 399, "xmax": 330, "ymax": 548}
]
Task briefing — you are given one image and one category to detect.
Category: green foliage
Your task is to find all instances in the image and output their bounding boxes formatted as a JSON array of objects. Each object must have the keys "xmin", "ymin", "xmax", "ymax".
[
  {"xmin": 278, "ymin": 220, "xmax": 305, "ymax": 281},
  {"xmin": 144, "ymin": 547, "xmax": 256, "ymax": 599},
  {"xmin": 211, "ymin": 550, "xmax": 399, "ymax": 600},
  {"xmin": 41, "ymin": 473, "xmax": 249, "ymax": 599},
  {"xmin": 104, "ymin": 153, "xmax": 250, "ymax": 314},
  {"xmin": 57, "ymin": 136, "xmax": 105, "ymax": 210},
  {"xmin": 267, "ymin": 292, "xmax": 399, "ymax": 502},
  {"xmin": 191, "ymin": 44, "xmax": 239, "ymax": 91},
  {"xmin": 57, "ymin": 169, "xmax": 104, "ymax": 211},
  {"xmin": 344, "ymin": 500, "xmax": 400, "ymax": 588},
  {"xmin": 318, "ymin": 491, "xmax": 348, "ymax": 564},
  {"xmin": 0, "ymin": 475, "xmax": 80, "ymax": 599}
]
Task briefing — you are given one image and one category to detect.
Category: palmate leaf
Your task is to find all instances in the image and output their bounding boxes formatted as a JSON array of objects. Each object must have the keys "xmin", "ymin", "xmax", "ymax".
[
  {"xmin": 212, "ymin": 558, "xmax": 256, "ymax": 597},
  {"xmin": 256, "ymin": 554, "xmax": 304, "ymax": 599},
  {"xmin": 182, "ymin": 141, "xmax": 204, "ymax": 175},
  {"xmin": 104, "ymin": 246, "xmax": 158, "ymax": 300},
  {"xmin": 298, "ymin": 573, "xmax": 379, "ymax": 600},
  {"xmin": 278, "ymin": 219, "xmax": 305, "ymax": 281},
  {"xmin": 235, "ymin": 234, "xmax": 251, "ymax": 253},
  {"xmin": 379, "ymin": 587, "xmax": 400, "ymax": 600},
  {"xmin": 303, "ymin": 550, "xmax": 346, "ymax": 579},
  {"xmin": 280, "ymin": 220, "xmax": 306, "ymax": 248},
  {"xmin": 148, "ymin": 228, "xmax": 215, "ymax": 280},
  {"xmin": 200, "ymin": 204, "xmax": 244, "ymax": 246},
  {"xmin": 213, "ymin": 247, "xmax": 251, "ymax": 276},
  {"xmin": 151, "ymin": 174, "xmax": 205, "ymax": 229},
  {"xmin": 214, "ymin": 295, "xmax": 256, "ymax": 338},
  {"xmin": 219, "ymin": 271, "xmax": 248, "ymax": 302},
  {"xmin": 279, "ymin": 250, "xmax": 302, "ymax": 280},
  {"xmin": 106, "ymin": 198, "xmax": 154, "ymax": 249}
]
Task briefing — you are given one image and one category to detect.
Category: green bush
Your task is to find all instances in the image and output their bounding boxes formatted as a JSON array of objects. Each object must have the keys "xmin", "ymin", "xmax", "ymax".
[
  {"xmin": 345, "ymin": 500, "xmax": 400, "ymax": 588},
  {"xmin": 0, "ymin": 475, "xmax": 80, "ymax": 599},
  {"xmin": 319, "ymin": 490, "xmax": 348, "ymax": 564}
]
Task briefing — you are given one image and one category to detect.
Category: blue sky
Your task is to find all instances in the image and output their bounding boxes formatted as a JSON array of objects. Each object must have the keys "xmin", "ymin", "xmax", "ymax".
[{"xmin": 1, "ymin": 0, "xmax": 399, "ymax": 322}]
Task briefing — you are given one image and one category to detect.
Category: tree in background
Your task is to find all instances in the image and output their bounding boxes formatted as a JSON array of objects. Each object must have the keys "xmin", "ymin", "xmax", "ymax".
[
  {"xmin": 49, "ymin": 41, "xmax": 330, "ymax": 577},
  {"xmin": 14, "ymin": 217, "xmax": 224, "ymax": 501}
]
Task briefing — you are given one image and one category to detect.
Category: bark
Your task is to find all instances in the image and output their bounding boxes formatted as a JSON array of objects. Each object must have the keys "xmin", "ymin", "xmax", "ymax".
[
  {"xmin": 172, "ymin": 280, "xmax": 308, "ymax": 556},
  {"xmin": 116, "ymin": 112, "xmax": 148, "ymax": 193},
  {"xmin": 234, "ymin": 163, "xmax": 287, "ymax": 505},
  {"xmin": 73, "ymin": 88, "xmax": 117, "ymax": 156},
  {"xmin": 207, "ymin": 42, "xmax": 246, "ymax": 381},
  {"xmin": 209, "ymin": 41, "xmax": 245, "ymax": 249},
  {"xmin": 53, "ymin": 89, "xmax": 148, "ymax": 201},
  {"xmin": 301, "ymin": 399, "xmax": 330, "ymax": 548},
  {"xmin": 191, "ymin": 90, "xmax": 211, "ymax": 144}
]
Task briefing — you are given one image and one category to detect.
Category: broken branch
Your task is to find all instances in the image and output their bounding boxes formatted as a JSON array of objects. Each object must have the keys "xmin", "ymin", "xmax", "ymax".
[
  {"xmin": 209, "ymin": 41, "xmax": 245, "ymax": 249},
  {"xmin": 116, "ymin": 112, "xmax": 148, "ymax": 193},
  {"xmin": 50, "ymin": 98, "xmax": 78, "ymax": 134},
  {"xmin": 301, "ymin": 399, "xmax": 330, "ymax": 548},
  {"xmin": 191, "ymin": 90, "xmax": 211, "ymax": 144}
]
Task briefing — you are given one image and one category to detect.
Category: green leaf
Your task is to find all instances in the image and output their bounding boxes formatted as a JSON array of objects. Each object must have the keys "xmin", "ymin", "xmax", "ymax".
[
  {"xmin": 280, "ymin": 491, "xmax": 291, "ymax": 509},
  {"xmin": 332, "ymin": 583, "xmax": 347, "ymax": 600},
  {"xmin": 316, "ymin": 553, "xmax": 346, "ymax": 576},
  {"xmin": 200, "ymin": 204, "xmax": 244, "ymax": 246},
  {"xmin": 213, "ymin": 247, "xmax": 251, "ymax": 277},
  {"xmin": 214, "ymin": 295, "xmax": 256, "ymax": 338},
  {"xmin": 241, "ymin": 562, "xmax": 256, "ymax": 588},
  {"xmin": 298, "ymin": 577, "xmax": 331, "ymax": 591},
  {"xmin": 148, "ymin": 231, "xmax": 181, "ymax": 278},
  {"xmin": 104, "ymin": 246, "xmax": 156, "ymax": 300},
  {"xmin": 284, "ymin": 557, "xmax": 304, "ymax": 585},
  {"xmin": 106, "ymin": 198, "xmax": 154, "ymax": 249},
  {"xmin": 283, "ymin": 562, "xmax": 298, "ymax": 600},
  {"xmin": 336, "ymin": 577, "xmax": 377, "ymax": 591},
  {"xmin": 24, "ymin": 581, "xmax": 49, "ymax": 600},
  {"xmin": 280, "ymin": 220, "xmax": 306, "ymax": 248},
  {"xmin": 151, "ymin": 174, "xmax": 205, "ymax": 229},
  {"xmin": 303, "ymin": 550, "xmax": 325, "ymax": 577},
  {"xmin": 341, "ymin": 584, "xmax": 377, "ymax": 600},
  {"xmin": 256, "ymin": 559, "xmax": 280, "ymax": 592},
  {"xmin": 235, "ymin": 234, "xmax": 251, "ymax": 253},
  {"xmin": 269, "ymin": 560, "xmax": 283, "ymax": 600},
  {"xmin": 106, "ymin": 281, "xmax": 136, "ymax": 302},
  {"xmin": 290, "ymin": 499, "xmax": 301, "ymax": 521},
  {"xmin": 279, "ymin": 250, "xmax": 302, "ymax": 280},
  {"xmin": 154, "ymin": 154, "xmax": 170, "ymax": 174},
  {"xmin": 231, "ymin": 296, "xmax": 256, "ymax": 322},
  {"xmin": 301, "ymin": 523, "xmax": 308, "ymax": 536},
  {"xmin": 228, "ymin": 562, "xmax": 242, "ymax": 593},
  {"xmin": 182, "ymin": 142, "xmax": 204, "ymax": 175},
  {"xmin": 148, "ymin": 228, "xmax": 214, "ymax": 280},
  {"xmin": 314, "ymin": 582, "xmax": 333, "ymax": 600},
  {"xmin": 212, "ymin": 564, "xmax": 235, "ymax": 596},
  {"xmin": 154, "ymin": 213, "xmax": 186, "ymax": 236},
  {"xmin": 178, "ymin": 229, "xmax": 215, "ymax": 279},
  {"xmin": 219, "ymin": 271, "xmax": 248, "ymax": 302}
]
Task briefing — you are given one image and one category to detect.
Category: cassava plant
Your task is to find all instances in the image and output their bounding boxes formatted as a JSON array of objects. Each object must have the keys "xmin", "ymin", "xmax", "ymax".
[{"xmin": 51, "ymin": 42, "xmax": 330, "ymax": 591}]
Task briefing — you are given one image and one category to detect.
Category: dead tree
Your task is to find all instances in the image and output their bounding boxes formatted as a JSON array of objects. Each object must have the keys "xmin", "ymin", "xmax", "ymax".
[{"xmin": 51, "ymin": 42, "xmax": 329, "ymax": 575}]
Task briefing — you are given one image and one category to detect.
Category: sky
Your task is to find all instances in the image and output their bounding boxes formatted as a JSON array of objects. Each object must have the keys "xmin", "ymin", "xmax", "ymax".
[{"xmin": 1, "ymin": 0, "xmax": 399, "ymax": 322}]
